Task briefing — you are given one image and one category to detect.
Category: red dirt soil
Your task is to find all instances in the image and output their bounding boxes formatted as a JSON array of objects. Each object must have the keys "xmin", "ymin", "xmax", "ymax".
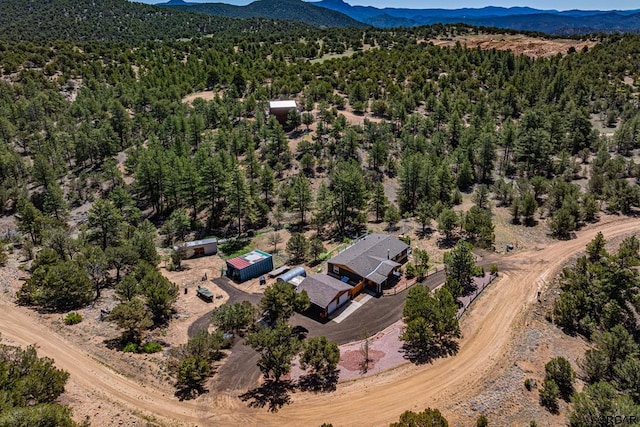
[{"xmin": 426, "ymin": 34, "xmax": 597, "ymax": 58}]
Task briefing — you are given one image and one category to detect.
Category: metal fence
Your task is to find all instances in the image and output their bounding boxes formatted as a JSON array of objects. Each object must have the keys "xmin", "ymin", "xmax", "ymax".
[{"xmin": 456, "ymin": 273, "xmax": 498, "ymax": 319}]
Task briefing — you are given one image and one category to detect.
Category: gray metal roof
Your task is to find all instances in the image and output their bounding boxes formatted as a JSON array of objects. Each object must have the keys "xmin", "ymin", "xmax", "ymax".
[
  {"xmin": 329, "ymin": 234, "xmax": 409, "ymax": 284},
  {"xmin": 269, "ymin": 100, "xmax": 297, "ymax": 109},
  {"xmin": 184, "ymin": 237, "xmax": 218, "ymax": 248},
  {"xmin": 297, "ymin": 274, "xmax": 352, "ymax": 309}
]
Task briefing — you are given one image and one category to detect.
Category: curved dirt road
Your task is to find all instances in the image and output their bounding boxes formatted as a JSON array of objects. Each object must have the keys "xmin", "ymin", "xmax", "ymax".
[{"xmin": 1, "ymin": 217, "xmax": 638, "ymax": 426}]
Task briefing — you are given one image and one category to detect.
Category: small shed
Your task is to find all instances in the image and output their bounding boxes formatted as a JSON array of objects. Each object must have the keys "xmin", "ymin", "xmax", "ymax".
[
  {"xmin": 269, "ymin": 100, "xmax": 298, "ymax": 125},
  {"xmin": 276, "ymin": 266, "xmax": 306, "ymax": 283},
  {"xmin": 297, "ymin": 274, "xmax": 352, "ymax": 316},
  {"xmin": 226, "ymin": 250, "xmax": 273, "ymax": 283},
  {"xmin": 288, "ymin": 275, "xmax": 305, "ymax": 290},
  {"xmin": 175, "ymin": 238, "xmax": 218, "ymax": 259}
]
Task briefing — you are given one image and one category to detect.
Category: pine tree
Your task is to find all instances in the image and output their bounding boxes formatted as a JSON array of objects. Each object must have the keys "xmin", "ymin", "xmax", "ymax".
[
  {"xmin": 87, "ymin": 199, "xmax": 123, "ymax": 250},
  {"xmin": 290, "ymin": 174, "xmax": 312, "ymax": 226},
  {"xmin": 225, "ymin": 164, "xmax": 249, "ymax": 236},
  {"xmin": 370, "ymin": 182, "xmax": 388, "ymax": 223},
  {"xmin": 444, "ymin": 241, "xmax": 476, "ymax": 299}
]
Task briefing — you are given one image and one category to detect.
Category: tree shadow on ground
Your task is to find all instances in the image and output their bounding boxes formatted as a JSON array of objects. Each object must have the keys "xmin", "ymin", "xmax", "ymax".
[
  {"xmin": 548, "ymin": 231, "xmax": 577, "ymax": 241},
  {"xmin": 175, "ymin": 384, "xmax": 209, "ymax": 401},
  {"xmin": 417, "ymin": 228, "xmax": 434, "ymax": 239},
  {"xmin": 288, "ymin": 129, "xmax": 305, "ymax": 139},
  {"xmin": 401, "ymin": 339, "xmax": 460, "ymax": 365},
  {"xmin": 239, "ymin": 379, "xmax": 295, "ymax": 412},
  {"xmin": 103, "ymin": 337, "xmax": 127, "ymax": 351},
  {"xmin": 436, "ymin": 236, "xmax": 458, "ymax": 249},
  {"xmin": 296, "ymin": 370, "xmax": 339, "ymax": 393},
  {"xmin": 461, "ymin": 283, "xmax": 478, "ymax": 298}
]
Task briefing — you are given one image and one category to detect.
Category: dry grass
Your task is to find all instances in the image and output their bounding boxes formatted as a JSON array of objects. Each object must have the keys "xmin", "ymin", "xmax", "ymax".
[{"xmin": 426, "ymin": 34, "xmax": 598, "ymax": 58}]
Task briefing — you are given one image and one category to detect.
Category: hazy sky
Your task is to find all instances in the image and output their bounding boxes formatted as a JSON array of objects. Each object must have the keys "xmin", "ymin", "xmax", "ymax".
[
  {"xmin": 344, "ymin": 0, "xmax": 638, "ymax": 10},
  {"xmin": 138, "ymin": 0, "xmax": 639, "ymax": 10}
]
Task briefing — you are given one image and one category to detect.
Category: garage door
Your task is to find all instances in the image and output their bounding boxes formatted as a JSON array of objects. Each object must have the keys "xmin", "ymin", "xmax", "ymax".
[
  {"xmin": 338, "ymin": 292, "xmax": 349, "ymax": 307},
  {"xmin": 327, "ymin": 300, "xmax": 338, "ymax": 315}
]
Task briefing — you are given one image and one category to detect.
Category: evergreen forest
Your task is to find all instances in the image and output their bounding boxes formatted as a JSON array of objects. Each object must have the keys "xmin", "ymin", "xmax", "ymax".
[{"xmin": 2, "ymin": 5, "xmax": 640, "ymax": 424}]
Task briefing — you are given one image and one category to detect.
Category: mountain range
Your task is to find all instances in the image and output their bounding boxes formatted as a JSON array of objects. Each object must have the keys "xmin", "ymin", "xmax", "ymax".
[
  {"xmin": 311, "ymin": 0, "xmax": 640, "ymax": 34},
  {"xmin": 162, "ymin": 0, "xmax": 640, "ymax": 35},
  {"xmin": 0, "ymin": 0, "xmax": 638, "ymax": 42}
]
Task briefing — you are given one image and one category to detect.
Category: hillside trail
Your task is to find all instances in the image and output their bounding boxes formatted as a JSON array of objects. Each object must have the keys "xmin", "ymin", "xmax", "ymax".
[{"xmin": 0, "ymin": 216, "xmax": 638, "ymax": 426}]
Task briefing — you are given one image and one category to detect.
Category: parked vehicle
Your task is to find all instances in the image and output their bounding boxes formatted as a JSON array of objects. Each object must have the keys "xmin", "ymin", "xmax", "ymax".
[{"xmin": 196, "ymin": 286, "xmax": 214, "ymax": 302}]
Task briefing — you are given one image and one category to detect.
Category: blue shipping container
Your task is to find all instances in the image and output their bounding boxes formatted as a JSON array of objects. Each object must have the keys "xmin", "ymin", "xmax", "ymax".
[{"xmin": 226, "ymin": 250, "xmax": 273, "ymax": 283}]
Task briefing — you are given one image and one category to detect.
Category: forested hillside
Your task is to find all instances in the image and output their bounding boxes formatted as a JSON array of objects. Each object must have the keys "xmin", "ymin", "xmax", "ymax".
[
  {"xmin": 1, "ymin": 20, "xmax": 640, "ymax": 423},
  {"xmin": 1, "ymin": 25, "xmax": 639, "ymax": 244},
  {"xmin": 0, "ymin": 0, "xmax": 312, "ymax": 42},
  {"xmin": 548, "ymin": 233, "xmax": 640, "ymax": 423},
  {"xmin": 163, "ymin": 0, "xmax": 367, "ymax": 29}
]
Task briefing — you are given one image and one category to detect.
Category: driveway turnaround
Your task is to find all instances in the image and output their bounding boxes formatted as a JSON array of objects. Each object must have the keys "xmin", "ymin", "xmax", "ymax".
[{"xmin": 191, "ymin": 270, "xmax": 451, "ymax": 391}]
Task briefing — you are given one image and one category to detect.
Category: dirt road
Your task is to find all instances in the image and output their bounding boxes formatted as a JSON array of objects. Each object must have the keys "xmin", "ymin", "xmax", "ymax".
[{"xmin": 1, "ymin": 216, "xmax": 638, "ymax": 426}]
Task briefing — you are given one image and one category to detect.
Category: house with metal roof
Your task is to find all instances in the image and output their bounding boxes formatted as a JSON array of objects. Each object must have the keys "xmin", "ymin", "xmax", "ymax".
[
  {"xmin": 226, "ymin": 250, "xmax": 273, "ymax": 283},
  {"xmin": 268, "ymin": 100, "xmax": 298, "ymax": 125},
  {"xmin": 297, "ymin": 274, "xmax": 352, "ymax": 317},
  {"xmin": 327, "ymin": 234, "xmax": 410, "ymax": 295},
  {"xmin": 174, "ymin": 237, "xmax": 218, "ymax": 259}
]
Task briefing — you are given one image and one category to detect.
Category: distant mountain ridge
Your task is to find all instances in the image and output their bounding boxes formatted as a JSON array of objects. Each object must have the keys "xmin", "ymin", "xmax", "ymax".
[
  {"xmin": 160, "ymin": 0, "xmax": 367, "ymax": 28},
  {"xmin": 312, "ymin": 0, "xmax": 640, "ymax": 34}
]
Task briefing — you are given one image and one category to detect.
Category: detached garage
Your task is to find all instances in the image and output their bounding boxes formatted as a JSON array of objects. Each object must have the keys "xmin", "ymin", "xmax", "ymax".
[
  {"xmin": 297, "ymin": 274, "xmax": 352, "ymax": 317},
  {"xmin": 226, "ymin": 250, "xmax": 273, "ymax": 283}
]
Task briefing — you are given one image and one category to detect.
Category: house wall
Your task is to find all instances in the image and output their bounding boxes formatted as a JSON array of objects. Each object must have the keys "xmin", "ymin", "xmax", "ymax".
[
  {"xmin": 326, "ymin": 290, "xmax": 350, "ymax": 315},
  {"xmin": 270, "ymin": 107, "xmax": 295, "ymax": 125},
  {"xmin": 337, "ymin": 290, "xmax": 350, "ymax": 306},
  {"xmin": 366, "ymin": 278, "xmax": 384, "ymax": 294},
  {"xmin": 349, "ymin": 280, "xmax": 364, "ymax": 296},
  {"xmin": 185, "ymin": 242, "xmax": 217, "ymax": 259},
  {"xmin": 328, "ymin": 263, "xmax": 361, "ymax": 284},
  {"xmin": 393, "ymin": 249, "xmax": 409, "ymax": 264}
]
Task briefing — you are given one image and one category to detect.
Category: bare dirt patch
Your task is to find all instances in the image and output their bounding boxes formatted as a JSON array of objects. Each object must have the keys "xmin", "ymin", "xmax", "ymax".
[
  {"xmin": 426, "ymin": 34, "xmax": 598, "ymax": 58},
  {"xmin": 338, "ymin": 109, "xmax": 383, "ymax": 126},
  {"xmin": 160, "ymin": 255, "xmax": 230, "ymax": 344},
  {"xmin": 182, "ymin": 90, "xmax": 221, "ymax": 105}
]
